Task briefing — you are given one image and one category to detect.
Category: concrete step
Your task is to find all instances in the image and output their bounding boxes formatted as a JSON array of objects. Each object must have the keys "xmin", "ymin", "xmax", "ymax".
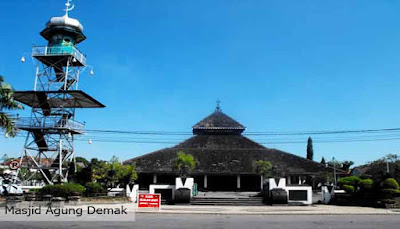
[{"xmin": 191, "ymin": 197, "xmax": 264, "ymax": 206}]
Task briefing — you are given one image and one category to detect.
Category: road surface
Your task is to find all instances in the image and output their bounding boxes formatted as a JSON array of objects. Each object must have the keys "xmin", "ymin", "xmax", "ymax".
[{"xmin": 3, "ymin": 214, "xmax": 400, "ymax": 229}]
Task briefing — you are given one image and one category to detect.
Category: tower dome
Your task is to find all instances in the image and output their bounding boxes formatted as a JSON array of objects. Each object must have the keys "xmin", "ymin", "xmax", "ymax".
[
  {"xmin": 46, "ymin": 15, "xmax": 83, "ymax": 32},
  {"xmin": 40, "ymin": 0, "xmax": 86, "ymax": 44}
]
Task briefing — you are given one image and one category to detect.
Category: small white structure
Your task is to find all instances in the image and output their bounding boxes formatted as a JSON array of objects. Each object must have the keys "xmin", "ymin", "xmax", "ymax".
[
  {"xmin": 285, "ymin": 186, "xmax": 312, "ymax": 205},
  {"xmin": 175, "ymin": 177, "xmax": 194, "ymax": 197},
  {"xmin": 268, "ymin": 178, "xmax": 287, "ymax": 191},
  {"xmin": 148, "ymin": 177, "xmax": 195, "ymax": 201},
  {"xmin": 149, "ymin": 184, "xmax": 176, "ymax": 200},
  {"xmin": 126, "ymin": 184, "xmax": 139, "ymax": 202},
  {"xmin": 268, "ymin": 178, "xmax": 313, "ymax": 205}
]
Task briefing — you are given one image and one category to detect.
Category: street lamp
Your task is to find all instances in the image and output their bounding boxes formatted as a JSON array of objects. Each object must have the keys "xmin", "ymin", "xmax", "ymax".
[
  {"xmin": 20, "ymin": 52, "xmax": 31, "ymax": 63},
  {"xmin": 83, "ymin": 65, "xmax": 95, "ymax": 76}
]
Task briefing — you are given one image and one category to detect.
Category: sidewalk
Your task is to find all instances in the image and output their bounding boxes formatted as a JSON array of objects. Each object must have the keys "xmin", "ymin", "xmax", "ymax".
[
  {"xmin": 136, "ymin": 204, "xmax": 400, "ymax": 215},
  {"xmin": 2, "ymin": 201, "xmax": 399, "ymax": 215}
]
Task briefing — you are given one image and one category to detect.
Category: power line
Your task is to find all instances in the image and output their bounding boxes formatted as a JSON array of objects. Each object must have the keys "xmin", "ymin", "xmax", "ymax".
[
  {"xmin": 84, "ymin": 127, "xmax": 400, "ymax": 136},
  {"xmin": 9, "ymin": 126, "xmax": 400, "ymax": 145}
]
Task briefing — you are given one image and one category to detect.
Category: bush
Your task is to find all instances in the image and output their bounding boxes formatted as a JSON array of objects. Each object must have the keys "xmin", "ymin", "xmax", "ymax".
[
  {"xmin": 382, "ymin": 178, "xmax": 399, "ymax": 190},
  {"xmin": 359, "ymin": 179, "xmax": 374, "ymax": 191},
  {"xmin": 342, "ymin": 185, "xmax": 355, "ymax": 194},
  {"xmin": 338, "ymin": 176, "xmax": 361, "ymax": 188},
  {"xmin": 40, "ymin": 183, "xmax": 85, "ymax": 198},
  {"xmin": 382, "ymin": 189, "xmax": 400, "ymax": 199},
  {"xmin": 84, "ymin": 182, "xmax": 106, "ymax": 195}
]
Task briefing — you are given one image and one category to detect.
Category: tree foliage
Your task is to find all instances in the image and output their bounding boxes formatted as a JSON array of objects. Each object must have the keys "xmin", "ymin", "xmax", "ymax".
[
  {"xmin": 327, "ymin": 159, "xmax": 354, "ymax": 172},
  {"xmin": 306, "ymin": 137, "xmax": 314, "ymax": 160},
  {"xmin": 0, "ymin": 75, "xmax": 23, "ymax": 136},
  {"xmin": 337, "ymin": 176, "xmax": 361, "ymax": 188},
  {"xmin": 363, "ymin": 154, "xmax": 400, "ymax": 185},
  {"xmin": 91, "ymin": 156, "xmax": 138, "ymax": 188},
  {"xmin": 255, "ymin": 160, "xmax": 273, "ymax": 178},
  {"xmin": 172, "ymin": 151, "xmax": 196, "ymax": 177},
  {"xmin": 382, "ymin": 178, "xmax": 399, "ymax": 190},
  {"xmin": 70, "ymin": 156, "xmax": 137, "ymax": 189},
  {"xmin": 40, "ymin": 183, "xmax": 85, "ymax": 198},
  {"xmin": 320, "ymin": 157, "xmax": 326, "ymax": 166},
  {"xmin": 359, "ymin": 179, "xmax": 374, "ymax": 191}
]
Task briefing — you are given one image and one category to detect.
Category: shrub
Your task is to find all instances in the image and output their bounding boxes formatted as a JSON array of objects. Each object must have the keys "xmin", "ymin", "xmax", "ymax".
[
  {"xmin": 342, "ymin": 185, "xmax": 355, "ymax": 194},
  {"xmin": 382, "ymin": 178, "xmax": 399, "ymax": 189},
  {"xmin": 84, "ymin": 182, "xmax": 106, "ymax": 195},
  {"xmin": 382, "ymin": 189, "xmax": 400, "ymax": 199},
  {"xmin": 40, "ymin": 183, "xmax": 85, "ymax": 198},
  {"xmin": 359, "ymin": 179, "xmax": 374, "ymax": 191},
  {"xmin": 338, "ymin": 176, "xmax": 361, "ymax": 188}
]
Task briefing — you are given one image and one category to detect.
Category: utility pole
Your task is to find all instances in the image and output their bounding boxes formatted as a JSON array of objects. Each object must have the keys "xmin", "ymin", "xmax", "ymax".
[
  {"xmin": 386, "ymin": 156, "xmax": 390, "ymax": 174},
  {"xmin": 332, "ymin": 157, "xmax": 337, "ymax": 187}
]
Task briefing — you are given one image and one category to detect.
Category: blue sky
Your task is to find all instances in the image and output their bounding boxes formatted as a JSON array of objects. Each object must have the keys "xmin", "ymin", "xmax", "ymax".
[{"xmin": 1, "ymin": 0, "xmax": 400, "ymax": 165}]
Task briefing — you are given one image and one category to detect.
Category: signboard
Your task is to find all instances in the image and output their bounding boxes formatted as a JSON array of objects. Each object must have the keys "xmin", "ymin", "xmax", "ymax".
[
  {"xmin": 8, "ymin": 160, "xmax": 21, "ymax": 170},
  {"xmin": 138, "ymin": 194, "xmax": 161, "ymax": 209}
]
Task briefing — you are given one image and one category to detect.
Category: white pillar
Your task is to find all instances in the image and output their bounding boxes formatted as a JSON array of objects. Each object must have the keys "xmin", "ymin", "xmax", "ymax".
[
  {"xmin": 298, "ymin": 175, "xmax": 302, "ymax": 185},
  {"xmin": 204, "ymin": 175, "xmax": 208, "ymax": 189},
  {"xmin": 287, "ymin": 176, "xmax": 291, "ymax": 185},
  {"xmin": 237, "ymin": 175, "xmax": 241, "ymax": 190},
  {"xmin": 153, "ymin": 174, "xmax": 157, "ymax": 184},
  {"xmin": 260, "ymin": 175, "xmax": 264, "ymax": 190}
]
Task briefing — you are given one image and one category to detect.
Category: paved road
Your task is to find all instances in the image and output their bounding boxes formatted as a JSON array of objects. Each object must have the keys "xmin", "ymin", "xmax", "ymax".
[{"xmin": 4, "ymin": 214, "xmax": 400, "ymax": 229}]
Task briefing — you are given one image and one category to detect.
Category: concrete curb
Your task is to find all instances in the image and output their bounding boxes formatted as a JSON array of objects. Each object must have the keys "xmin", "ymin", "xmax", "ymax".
[{"xmin": 136, "ymin": 211, "xmax": 400, "ymax": 215}]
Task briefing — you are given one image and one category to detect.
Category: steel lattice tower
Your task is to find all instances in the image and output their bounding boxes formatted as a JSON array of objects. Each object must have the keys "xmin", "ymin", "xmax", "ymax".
[{"xmin": 13, "ymin": 1, "xmax": 105, "ymax": 185}]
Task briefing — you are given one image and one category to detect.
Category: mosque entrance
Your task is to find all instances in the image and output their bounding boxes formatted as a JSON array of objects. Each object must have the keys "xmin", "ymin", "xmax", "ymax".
[{"xmin": 207, "ymin": 175, "xmax": 236, "ymax": 191}]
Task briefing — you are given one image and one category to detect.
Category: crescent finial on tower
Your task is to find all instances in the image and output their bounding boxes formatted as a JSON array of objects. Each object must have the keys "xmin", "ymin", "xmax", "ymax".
[{"xmin": 64, "ymin": 0, "xmax": 75, "ymax": 17}]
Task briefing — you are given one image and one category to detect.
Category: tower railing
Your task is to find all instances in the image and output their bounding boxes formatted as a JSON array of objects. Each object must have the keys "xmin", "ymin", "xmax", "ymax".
[
  {"xmin": 32, "ymin": 45, "xmax": 86, "ymax": 66},
  {"xmin": 16, "ymin": 117, "xmax": 85, "ymax": 134}
]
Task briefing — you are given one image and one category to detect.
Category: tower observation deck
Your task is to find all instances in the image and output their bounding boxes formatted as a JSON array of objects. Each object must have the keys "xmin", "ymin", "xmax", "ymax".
[{"xmin": 12, "ymin": 1, "xmax": 105, "ymax": 185}]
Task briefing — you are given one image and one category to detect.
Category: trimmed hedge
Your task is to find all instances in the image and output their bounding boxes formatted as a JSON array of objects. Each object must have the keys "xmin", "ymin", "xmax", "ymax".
[
  {"xmin": 382, "ymin": 178, "xmax": 399, "ymax": 190},
  {"xmin": 40, "ymin": 183, "xmax": 85, "ymax": 198},
  {"xmin": 359, "ymin": 179, "xmax": 374, "ymax": 191},
  {"xmin": 342, "ymin": 185, "xmax": 355, "ymax": 194},
  {"xmin": 338, "ymin": 176, "xmax": 361, "ymax": 188},
  {"xmin": 84, "ymin": 182, "xmax": 106, "ymax": 195},
  {"xmin": 382, "ymin": 189, "xmax": 400, "ymax": 199}
]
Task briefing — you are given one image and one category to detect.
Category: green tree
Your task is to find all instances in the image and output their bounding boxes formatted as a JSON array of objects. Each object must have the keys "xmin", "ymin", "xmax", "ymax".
[
  {"xmin": 255, "ymin": 160, "xmax": 273, "ymax": 178},
  {"xmin": 341, "ymin": 161, "xmax": 354, "ymax": 172},
  {"xmin": 0, "ymin": 76, "xmax": 23, "ymax": 136},
  {"xmin": 117, "ymin": 163, "xmax": 138, "ymax": 187},
  {"xmin": 91, "ymin": 160, "xmax": 109, "ymax": 185},
  {"xmin": 91, "ymin": 156, "xmax": 137, "ymax": 188},
  {"xmin": 327, "ymin": 159, "xmax": 354, "ymax": 172},
  {"xmin": 172, "ymin": 151, "xmax": 196, "ymax": 177},
  {"xmin": 320, "ymin": 157, "xmax": 326, "ymax": 166},
  {"xmin": 361, "ymin": 154, "xmax": 400, "ymax": 184},
  {"xmin": 306, "ymin": 137, "xmax": 314, "ymax": 160}
]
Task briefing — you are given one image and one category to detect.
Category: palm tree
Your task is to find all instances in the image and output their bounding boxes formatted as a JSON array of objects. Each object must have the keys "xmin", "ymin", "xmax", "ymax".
[
  {"xmin": 255, "ymin": 160, "xmax": 273, "ymax": 178},
  {"xmin": 0, "ymin": 75, "xmax": 23, "ymax": 136},
  {"xmin": 172, "ymin": 151, "xmax": 196, "ymax": 178}
]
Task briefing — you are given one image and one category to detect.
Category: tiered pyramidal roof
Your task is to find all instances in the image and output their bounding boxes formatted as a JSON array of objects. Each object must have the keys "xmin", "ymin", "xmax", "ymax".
[
  {"xmin": 192, "ymin": 107, "xmax": 246, "ymax": 135},
  {"xmin": 125, "ymin": 107, "xmax": 343, "ymax": 175}
]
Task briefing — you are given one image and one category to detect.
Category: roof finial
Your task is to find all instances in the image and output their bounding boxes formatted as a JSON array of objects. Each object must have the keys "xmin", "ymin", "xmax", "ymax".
[
  {"xmin": 64, "ymin": 0, "xmax": 75, "ymax": 17},
  {"xmin": 216, "ymin": 99, "xmax": 221, "ymax": 112}
]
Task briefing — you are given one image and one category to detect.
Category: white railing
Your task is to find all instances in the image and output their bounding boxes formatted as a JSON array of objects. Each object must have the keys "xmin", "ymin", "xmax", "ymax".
[
  {"xmin": 32, "ymin": 45, "xmax": 87, "ymax": 65},
  {"xmin": 16, "ymin": 117, "xmax": 85, "ymax": 134}
]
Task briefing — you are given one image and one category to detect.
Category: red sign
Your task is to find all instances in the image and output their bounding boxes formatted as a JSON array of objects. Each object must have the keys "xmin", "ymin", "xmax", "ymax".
[
  {"xmin": 138, "ymin": 194, "xmax": 161, "ymax": 209},
  {"xmin": 8, "ymin": 160, "xmax": 21, "ymax": 170}
]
